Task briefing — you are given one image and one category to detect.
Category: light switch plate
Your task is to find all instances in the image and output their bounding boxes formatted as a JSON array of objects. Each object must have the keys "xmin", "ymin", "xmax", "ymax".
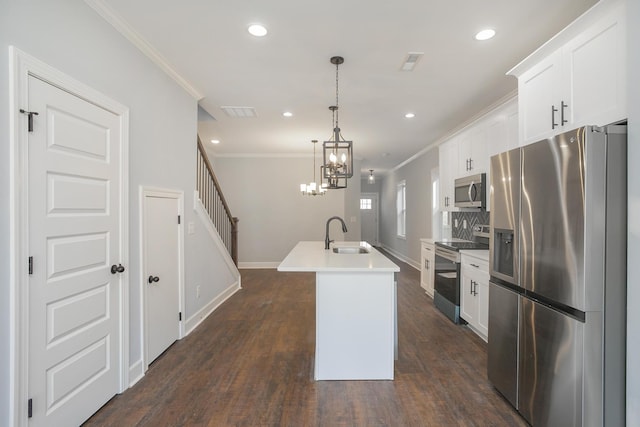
[{"xmin": 188, "ymin": 222, "xmax": 195, "ymax": 234}]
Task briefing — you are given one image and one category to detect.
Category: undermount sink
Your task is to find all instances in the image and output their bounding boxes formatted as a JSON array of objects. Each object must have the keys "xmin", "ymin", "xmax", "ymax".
[{"xmin": 332, "ymin": 246, "xmax": 369, "ymax": 254}]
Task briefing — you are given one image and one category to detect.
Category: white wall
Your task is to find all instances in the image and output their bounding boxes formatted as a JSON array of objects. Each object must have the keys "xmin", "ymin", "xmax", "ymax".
[
  {"xmin": 378, "ymin": 148, "xmax": 439, "ymax": 266},
  {"xmin": 627, "ymin": 0, "xmax": 639, "ymax": 423},
  {"xmin": 0, "ymin": 0, "xmax": 236, "ymax": 421},
  {"xmin": 361, "ymin": 177, "xmax": 382, "ymax": 194},
  {"xmin": 0, "ymin": 8, "xmax": 10, "ymax": 423},
  {"xmin": 343, "ymin": 159, "xmax": 363, "ymax": 242},
  {"xmin": 210, "ymin": 156, "xmax": 361, "ymax": 265}
]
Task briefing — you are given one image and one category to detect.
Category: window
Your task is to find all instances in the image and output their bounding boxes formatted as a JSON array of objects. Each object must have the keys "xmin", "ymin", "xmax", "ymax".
[
  {"xmin": 360, "ymin": 198, "xmax": 372, "ymax": 210},
  {"xmin": 396, "ymin": 181, "xmax": 406, "ymax": 238}
]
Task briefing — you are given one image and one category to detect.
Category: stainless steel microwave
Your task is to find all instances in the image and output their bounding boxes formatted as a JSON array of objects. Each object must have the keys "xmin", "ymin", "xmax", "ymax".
[{"xmin": 454, "ymin": 173, "xmax": 486, "ymax": 208}]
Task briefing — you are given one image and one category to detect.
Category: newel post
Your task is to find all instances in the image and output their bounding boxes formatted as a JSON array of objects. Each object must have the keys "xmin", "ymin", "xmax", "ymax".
[{"xmin": 231, "ymin": 217, "xmax": 239, "ymax": 267}]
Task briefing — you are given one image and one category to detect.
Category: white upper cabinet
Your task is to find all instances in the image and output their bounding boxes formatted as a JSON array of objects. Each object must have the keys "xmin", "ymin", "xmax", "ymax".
[
  {"xmin": 518, "ymin": 49, "xmax": 564, "ymax": 143},
  {"xmin": 458, "ymin": 127, "xmax": 488, "ymax": 178},
  {"xmin": 563, "ymin": 5, "xmax": 626, "ymax": 129},
  {"xmin": 438, "ymin": 98, "xmax": 517, "ymax": 212},
  {"xmin": 487, "ymin": 98, "xmax": 519, "ymax": 157},
  {"xmin": 512, "ymin": 1, "xmax": 626, "ymax": 145},
  {"xmin": 438, "ymin": 139, "xmax": 458, "ymax": 210}
]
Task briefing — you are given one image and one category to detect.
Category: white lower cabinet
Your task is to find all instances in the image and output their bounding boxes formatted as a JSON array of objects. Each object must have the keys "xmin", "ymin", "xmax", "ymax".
[
  {"xmin": 420, "ymin": 241, "xmax": 435, "ymax": 297},
  {"xmin": 460, "ymin": 251, "xmax": 489, "ymax": 341}
]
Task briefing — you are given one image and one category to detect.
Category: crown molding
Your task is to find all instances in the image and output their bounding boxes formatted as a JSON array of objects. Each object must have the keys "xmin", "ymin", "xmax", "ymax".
[
  {"xmin": 84, "ymin": 0, "xmax": 204, "ymax": 100},
  {"xmin": 389, "ymin": 90, "xmax": 518, "ymax": 173}
]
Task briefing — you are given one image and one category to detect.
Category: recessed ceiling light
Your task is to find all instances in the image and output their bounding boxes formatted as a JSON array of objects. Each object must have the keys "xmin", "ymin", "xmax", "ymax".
[
  {"xmin": 475, "ymin": 29, "xmax": 496, "ymax": 41},
  {"xmin": 248, "ymin": 24, "xmax": 267, "ymax": 37},
  {"xmin": 405, "ymin": 113, "xmax": 416, "ymax": 119},
  {"xmin": 210, "ymin": 139, "xmax": 220, "ymax": 144},
  {"xmin": 282, "ymin": 111, "xmax": 293, "ymax": 117}
]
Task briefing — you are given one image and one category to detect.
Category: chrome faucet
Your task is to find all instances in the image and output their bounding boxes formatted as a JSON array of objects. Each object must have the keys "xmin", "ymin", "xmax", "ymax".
[{"xmin": 325, "ymin": 216, "xmax": 348, "ymax": 249}]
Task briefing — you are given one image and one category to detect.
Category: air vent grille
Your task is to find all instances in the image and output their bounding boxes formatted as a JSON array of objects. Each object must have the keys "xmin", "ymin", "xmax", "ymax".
[
  {"xmin": 400, "ymin": 52, "xmax": 424, "ymax": 71},
  {"xmin": 220, "ymin": 106, "xmax": 257, "ymax": 118}
]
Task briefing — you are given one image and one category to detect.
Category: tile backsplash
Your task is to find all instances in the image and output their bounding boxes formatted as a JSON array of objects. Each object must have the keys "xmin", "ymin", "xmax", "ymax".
[{"xmin": 451, "ymin": 211, "xmax": 490, "ymax": 240}]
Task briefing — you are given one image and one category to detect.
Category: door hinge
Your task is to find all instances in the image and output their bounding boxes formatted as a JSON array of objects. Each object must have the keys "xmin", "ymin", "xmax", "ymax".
[
  {"xmin": 19, "ymin": 109, "xmax": 39, "ymax": 132},
  {"xmin": 178, "ymin": 215, "xmax": 181, "ymax": 224},
  {"xmin": 179, "ymin": 312, "xmax": 182, "ymax": 321},
  {"xmin": 28, "ymin": 398, "xmax": 33, "ymax": 418},
  {"xmin": 28, "ymin": 256, "xmax": 33, "ymax": 275}
]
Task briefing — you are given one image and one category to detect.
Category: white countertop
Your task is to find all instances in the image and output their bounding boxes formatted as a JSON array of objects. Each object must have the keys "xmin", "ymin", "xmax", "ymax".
[
  {"xmin": 420, "ymin": 237, "xmax": 472, "ymax": 245},
  {"xmin": 460, "ymin": 249, "xmax": 489, "ymax": 262},
  {"xmin": 278, "ymin": 241, "xmax": 400, "ymax": 273}
]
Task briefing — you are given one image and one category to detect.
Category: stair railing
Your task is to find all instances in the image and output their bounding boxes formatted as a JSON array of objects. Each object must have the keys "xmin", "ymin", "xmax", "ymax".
[{"xmin": 196, "ymin": 136, "xmax": 238, "ymax": 266}]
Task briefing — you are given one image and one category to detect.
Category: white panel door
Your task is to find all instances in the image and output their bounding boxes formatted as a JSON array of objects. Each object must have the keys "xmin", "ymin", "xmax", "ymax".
[
  {"xmin": 28, "ymin": 76, "xmax": 122, "ymax": 426},
  {"xmin": 360, "ymin": 193, "xmax": 379, "ymax": 246},
  {"xmin": 144, "ymin": 195, "xmax": 181, "ymax": 364}
]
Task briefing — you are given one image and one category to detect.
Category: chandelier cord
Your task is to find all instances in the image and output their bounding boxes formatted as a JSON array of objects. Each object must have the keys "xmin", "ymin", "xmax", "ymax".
[{"xmin": 335, "ymin": 61, "xmax": 339, "ymax": 131}]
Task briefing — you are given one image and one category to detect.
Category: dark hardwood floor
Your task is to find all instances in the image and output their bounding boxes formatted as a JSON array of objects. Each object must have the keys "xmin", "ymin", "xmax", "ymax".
[{"xmin": 84, "ymin": 251, "xmax": 526, "ymax": 426}]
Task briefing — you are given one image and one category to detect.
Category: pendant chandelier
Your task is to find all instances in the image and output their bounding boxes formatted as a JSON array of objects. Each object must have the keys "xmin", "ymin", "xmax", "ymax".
[
  {"xmin": 321, "ymin": 56, "xmax": 353, "ymax": 190},
  {"xmin": 300, "ymin": 140, "xmax": 326, "ymax": 196},
  {"xmin": 368, "ymin": 169, "xmax": 375, "ymax": 184}
]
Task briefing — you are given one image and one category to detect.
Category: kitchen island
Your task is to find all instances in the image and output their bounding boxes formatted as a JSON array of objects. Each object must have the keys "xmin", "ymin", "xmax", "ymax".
[{"xmin": 278, "ymin": 241, "xmax": 400, "ymax": 380}]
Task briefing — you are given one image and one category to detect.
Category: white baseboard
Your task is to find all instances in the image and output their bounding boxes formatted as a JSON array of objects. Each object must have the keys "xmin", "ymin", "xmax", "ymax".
[
  {"xmin": 379, "ymin": 244, "xmax": 420, "ymax": 271},
  {"xmin": 185, "ymin": 280, "xmax": 241, "ymax": 335},
  {"xmin": 238, "ymin": 261, "xmax": 279, "ymax": 269},
  {"xmin": 128, "ymin": 358, "xmax": 144, "ymax": 387}
]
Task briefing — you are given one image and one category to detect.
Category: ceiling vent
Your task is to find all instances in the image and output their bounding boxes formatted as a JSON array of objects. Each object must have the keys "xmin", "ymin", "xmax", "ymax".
[
  {"xmin": 400, "ymin": 52, "xmax": 424, "ymax": 71},
  {"xmin": 220, "ymin": 106, "xmax": 257, "ymax": 118}
]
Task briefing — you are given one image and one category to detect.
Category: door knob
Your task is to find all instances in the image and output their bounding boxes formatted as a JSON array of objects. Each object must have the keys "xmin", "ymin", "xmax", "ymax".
[
  {"xmin": 148, "ymin": 275, "xmax": 160, "ymax": 284},
  {"xmin": 111, "ymin": 264, "xmax": 125, "ymax": 274}
]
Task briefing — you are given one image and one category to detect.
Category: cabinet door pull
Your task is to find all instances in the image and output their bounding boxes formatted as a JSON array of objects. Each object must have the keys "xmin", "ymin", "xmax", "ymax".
[
  {"xmin": 470, "ymin": 279, "xmax": 474, "ymax": 295},
  {"xmin": 470, "ymin": 263, "xmax": 479, "ymax": 268},
  {"xmin": 469, "ymin": 158, "xmax": 473, "ymax": 170},
  {"xmin": 561, "ymin": 101, "xmax": 568, "ymax": 125},
  {"xmin": 551, "ymin": 104, "xmax": 558, "ymax": 129}
]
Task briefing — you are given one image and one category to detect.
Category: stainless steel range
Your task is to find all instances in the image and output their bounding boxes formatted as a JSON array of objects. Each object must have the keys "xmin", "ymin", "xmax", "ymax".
[{"xmin": 434, "ymin": 226, "xmax": 489, "ymax": 324}]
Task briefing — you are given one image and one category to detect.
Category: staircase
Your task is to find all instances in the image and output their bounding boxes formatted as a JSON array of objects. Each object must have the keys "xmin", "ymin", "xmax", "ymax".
[{"xmin": 196, "ymin": 136, "xmax": 239, "ymax": 265}]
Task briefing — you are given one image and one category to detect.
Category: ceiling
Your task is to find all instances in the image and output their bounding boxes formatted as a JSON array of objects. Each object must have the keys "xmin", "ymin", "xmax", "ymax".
[{"xmin": 95, "ymin": 0, "xmax": 598, "ymax": 173}]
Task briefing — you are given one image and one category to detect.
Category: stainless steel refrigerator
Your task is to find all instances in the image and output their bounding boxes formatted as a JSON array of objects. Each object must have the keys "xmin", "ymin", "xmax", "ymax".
[{"xmin": 487, "ymin": 125, "xmax": 627, "ymax": 426}]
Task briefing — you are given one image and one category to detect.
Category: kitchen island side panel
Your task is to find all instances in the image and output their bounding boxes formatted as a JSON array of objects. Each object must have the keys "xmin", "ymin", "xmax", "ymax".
[{"xmin": 315, "ymin": 271, "xmax": 395, "ymax": 380}]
